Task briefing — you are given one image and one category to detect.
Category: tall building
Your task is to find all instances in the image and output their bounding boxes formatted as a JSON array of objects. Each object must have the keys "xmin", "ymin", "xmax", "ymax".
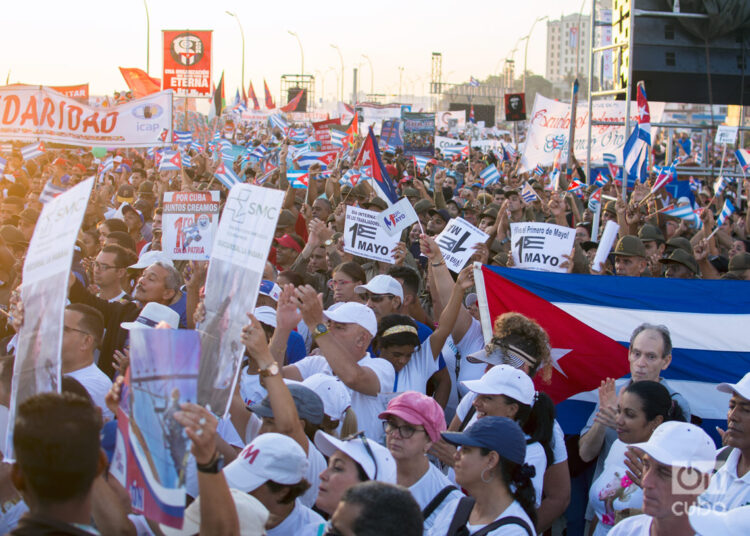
[{"xmin": 546, "ymin": 13, "xmax": 591, "ymax": 83}]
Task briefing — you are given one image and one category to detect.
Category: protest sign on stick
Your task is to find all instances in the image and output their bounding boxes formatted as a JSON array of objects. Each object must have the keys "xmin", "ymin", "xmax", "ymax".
[
  {"xmin": 197, "ymin": 185, "xmax": 284, "ymax": 416},
  {"xmin": 4, "ymin": 178, "xmax": 94, "ymax": 460},
  {"xmin": 510, "ymin": 222, "xmax": 575, "ymax": 273},
  {"xmin": 435, "ymin": 217, "xmax": 489, "ymax": 273},
  {"xmin": 379, "ymin": 197, "xmax": 419, "ymax": 237},
  {"xmin": 161, "ymin": 191, "xmax": 220, "ymax": 260},
  {"xmin": 344, "ymin": 205, "xmax": 401, "ymax": 263}
]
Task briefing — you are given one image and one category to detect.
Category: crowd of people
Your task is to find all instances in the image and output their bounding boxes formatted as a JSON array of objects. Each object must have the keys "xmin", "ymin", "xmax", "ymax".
[{"xmin": 0, "ymin": 116, "xmax": 748, "ymax": 536}]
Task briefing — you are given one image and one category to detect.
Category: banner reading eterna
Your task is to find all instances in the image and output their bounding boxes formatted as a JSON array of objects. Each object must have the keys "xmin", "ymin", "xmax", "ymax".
[
  {"xmin": 0, "ymin": 86, "xmax": 173, "ymax": 147},
  {"xmin": 162, "ymin": 30, "xmax": 212, "ymax": 97}
]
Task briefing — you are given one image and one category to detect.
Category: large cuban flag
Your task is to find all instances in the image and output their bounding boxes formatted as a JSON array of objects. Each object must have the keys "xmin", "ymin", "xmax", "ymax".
[{"xmin": 474, "ymin": 264, "xmax": 750, "ymax": 443}]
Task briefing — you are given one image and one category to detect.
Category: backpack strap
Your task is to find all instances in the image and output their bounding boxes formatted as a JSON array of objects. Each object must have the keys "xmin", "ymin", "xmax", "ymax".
[
  {"xmin": 422, "ymin": 485, "xmax": 458, "ymax": 521},
  {"xmin": 459, "ymin": 405, "xmax": 477, "ymax": 432},
  {"xmin": 470, "ymin": 516, "xmax": 535, "ymax": 536},
  {"xmin": 446, "ymin": 496, "xmax": 476, "ymax": 536}
]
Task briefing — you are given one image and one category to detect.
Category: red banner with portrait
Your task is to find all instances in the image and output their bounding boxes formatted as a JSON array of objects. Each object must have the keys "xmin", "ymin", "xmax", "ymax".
[{"xmin": 162, "ymin": 30, "xmax": 212, "ymax": 97}]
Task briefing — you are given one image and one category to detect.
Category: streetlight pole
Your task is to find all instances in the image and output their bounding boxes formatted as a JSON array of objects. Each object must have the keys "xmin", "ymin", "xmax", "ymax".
[
  {"xmin": 523, "ymin": 16, "xmax": 548, "ymax": 93},
  {"xmin": 226, "ymin": 11, "xmax": 245, "ymax": 91},
  {"xmin": 288, "ymin": 31, "xmax": 304, "ymax": 75},
  {"xmin": 361, "ymin": 54, "xmax": 374, "ymax": 95},
  {"xmin": 143, "ymin": 0, "xmax": 150, "ymax": 74},
  {"xmin": 398, "ymin": 66, "xmax": 404, "ymax": 99},
  {"xmin": 330, "ymin": 44, "xmax": 344, "ymax": 102}
]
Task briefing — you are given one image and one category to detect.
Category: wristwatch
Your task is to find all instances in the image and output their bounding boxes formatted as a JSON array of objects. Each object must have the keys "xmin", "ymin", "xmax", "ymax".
[
  {"xmin": 312, "ymin": 323, "xmax": 329, "ymax": 339},
  {"xmin": 259, "ymin": 362, "xmax": 280, "ymax": 378},
  {"xmin": 323, "ymin": 238, "xmax": 334, "ymax": 247},
  {"xmin": 196, "ymin": 452, "xmax": 225, "ymax": 474}
]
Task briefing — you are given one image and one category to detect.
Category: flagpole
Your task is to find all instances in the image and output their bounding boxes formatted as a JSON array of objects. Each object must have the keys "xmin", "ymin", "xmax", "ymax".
[{"xmin": 566, "ymin": 79, "xmax": 579, "ymax": 191}]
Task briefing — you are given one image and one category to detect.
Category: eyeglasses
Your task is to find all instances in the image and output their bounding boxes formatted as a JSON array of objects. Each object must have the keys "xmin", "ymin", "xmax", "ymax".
[
  {"xmin": 93, "ymin": 262, "xmax": 120, "ymax": 271},
  {"xmin": 382, "ymin": 420, "xmax": 426, "ymax": 439},
  {"xmin": 344, "ymin": 431, "xmax": 378, "ymax": 480},
  {"xmin": 63, "ymin": 325, "xmax": 91, "ymax": 337},
  {"xmin": 327, "ymin": 279, "xmax": 354, "ymax": 289},
  {"xmin": 364, "ymin": 293, "xmax": 393, "ymax": 303}
]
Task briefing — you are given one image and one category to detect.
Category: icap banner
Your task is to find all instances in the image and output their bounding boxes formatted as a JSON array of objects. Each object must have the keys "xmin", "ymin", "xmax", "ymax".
[
  {"xmin": 520, "ymin": 94, "xmax": 665, "ymax": 170},
  {"xmin": 162, "ymin": 191, "xmax": 220, "ymax": 261},
  {"xmin": 0, "ymin": 86, "xmax": 173, "ymax": 147}
]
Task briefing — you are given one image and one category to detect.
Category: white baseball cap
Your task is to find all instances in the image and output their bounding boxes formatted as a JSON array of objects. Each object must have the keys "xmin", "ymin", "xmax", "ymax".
[
  {"xmin": 121, "ymin": 302, "xmax": 180, "ymax": 330},
  {"xmin": 689, "ymin": 505, "xmax": 750, "ymax": 536},
  {"xmin": 253, "ymin": 305, "xmax": 277, "ymax": 328},
  {"xmin": 717, "ymin": 371, "xmax": 750, "ymax": 401},
  {"xmin": 160, "ymin": 488, "xmax": 269, "ymax": 536},
  {"xmin": 323, "ymin": 302, "xmax": 377, "ymax": 337},
  {"xmin": 354, "ymin": 274, "xmax": 404, "ymax": 301},
  {"xmin": 129, "ymin": 250, "xmax": 174, "ymax": 270},
  {"xmin": 630, "ymin": 421, "xmax": 717, "ymax": 474},
  {"xmin": 461, "ymin": 364, "xmax": 535, "ymax": 405},
  {"xmin": 223, "ymin": 433, "xmax": 309, "ymax": 493},
  {"xmin": 314, "ymin": 430, "xmax": 397, "ymax": 484},
  {"xmin": 302, "ymin": 373, "xmax": 351, "ymax": 422}
]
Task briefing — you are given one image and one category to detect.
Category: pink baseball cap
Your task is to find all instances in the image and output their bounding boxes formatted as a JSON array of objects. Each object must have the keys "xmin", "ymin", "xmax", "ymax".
[{"xmin": 378, "ymin": 391, "xmax": 446, "ymax": 442}]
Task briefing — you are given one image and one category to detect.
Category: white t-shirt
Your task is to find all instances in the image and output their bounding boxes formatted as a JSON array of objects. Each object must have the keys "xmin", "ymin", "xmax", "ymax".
[
  {"xmin": 410, "ymin": 462, "xmax": 464, "ymax": 532},
  {"xmin": 699, "ymin": 447, "xmax": 750, "ymax": 510},
  {"xmin": 293, "ymin": 353, "xmax": 395, "ymax": 442},
  {"xmin": 267, "ymin": 499, "xmax": 324, "ymax": 536},
  {"xmin": 454, "ymin": 318, "xmax": 487, "ymax": 397},
  {"xmin": 239, "ymin": 368, "xmax": 267, "ymax": 406},
  {"xmin": 607, "ymin": 514, "xmax": 654, "ymax": 536},
  {"xmin": 588, "ymin": 440, "xmax": 643, "ymax": 535},
  {"xmin": 428, "ymin": 499, "xmax": 535, "ymax": 536},
  {"xmin": 66, "ymin": 363, "xmax": 113, "ymax": 421},
  {"xmin": 440, "ymin": 335, "xmax": 460, "ymax": 423},
  {"xmin": 454, "ymin": 391, "xmax": 569, "ymax": 464},
  {"xmin": 300, "ymin": 442, "xmax": 327, "ymax": 509},
  {"xmin": 392, "ymin": 338, "xmax": 441, "ymax": 395}
]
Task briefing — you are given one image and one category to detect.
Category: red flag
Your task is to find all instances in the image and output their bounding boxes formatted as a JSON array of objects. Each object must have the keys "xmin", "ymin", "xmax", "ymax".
[
  {"xmin": 248, "ymin": 81, "xmax": 260, "ymax": 110},
  {"xmin": 264, "ymin": 79, "xmax": 275, "ymax": 109},
  {"xmin": 280, "ymin": 89, "xmax": 305, "ymax": 113},
  {"xmin": 118, "ymin": 67, "xmax": 161, "ymax": 99},
  {"xmin": 477, "ymin": 265, "xmax": 629, "ymax": 403},
  {"xmin": 343, "ymin": 112, "xmax": 358, "ymax": 148}
]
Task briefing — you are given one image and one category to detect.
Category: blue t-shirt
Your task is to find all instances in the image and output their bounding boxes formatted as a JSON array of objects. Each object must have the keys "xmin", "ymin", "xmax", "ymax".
[
  {"xmin": 168, "ymin": 291, "xmax": 188, "ymax": 329},
  {"xmin": 286, "ymin": 331, "xmax": 307, "ymax": 364}
]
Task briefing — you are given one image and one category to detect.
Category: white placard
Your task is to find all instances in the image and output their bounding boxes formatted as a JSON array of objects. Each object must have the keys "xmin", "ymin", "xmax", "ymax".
[
  {"xmin": 161, "ymin": 191, "xmax": 220, "ymax": 260},
  {"xmin": 435, "ymin": 217, "xmax": 489, "ymax": 273},
  {"xmin": 436, "ymin": 110, "xmax": 466, "ymax": 131},
  {"xmin": 344, "ymin": 205, "xmax": 401, "ymax": 263},
  {"xmin": 592, "ymin": 220, "xmax": 620, "ymax": 272},
  {"xmin": 510, "ymin": 222, "xmax": 575, "ymax": 273},
  {"xmin": 715, "ymin": 125, "xmax": 739, "ymax": 145},
  {"xmin": 379, "ymin": 197, "xmax": 420, "ymax": 237}
]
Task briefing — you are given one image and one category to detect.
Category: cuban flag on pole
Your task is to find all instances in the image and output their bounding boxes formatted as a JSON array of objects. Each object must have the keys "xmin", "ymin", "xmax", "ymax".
[
  {"xmin": 159, "ymin": 151, "xmax": 182, "ymax": 171},
  {"xmin": 533, "ymin": 164, "xmax": 545, "ymax": 177},
  {"xmin": 287, "ymin": 170, "xmax": 310, "ymax": 189},
  {"xmin": 474, "ymin": 264, "xmax": 750, "ymax": 441},
  {"xmin": 189, "ymin": 140, "xmax": 205, "ymax": 153},
  {"xmin": 478, "ymin": 165, "xmax": 501, "ymax": 188},
  {"xmin": 173, "ymin": 131, "xmax": 192, "ymax": 145},
  {"xmin": 39, "ymin": 181, "xmax": 67, "ymax": 204},
  {"xmin": 353, "ymin": 127, "xmax": 399, "ymax": 205},
  {"xmin": 250, "ymin": 144, "xmax": 268, "ymax": 160},
  {"xmin": 214, "ymin": 161, "xmax": 241, "ymax": 189},
  {"xmin": 330, "ymin": 129, "xmax": 346, "ymax": 148},
  {"xmin": 413, "ymin": 155, "xmax": 436, "ymax": 173},
  {"xmin": 714, "ymin": 176, "xmax": 731, "ymax": 197},
  {"xmin": 650, "ymin": 164, "xmax": 676, "ymax": 194},
  {"xmin": 339, "ymin": 168, "xmax": 362, "ymax": 187},
  {"xmin": 269, "ymin": 113, "xmax": 289, "ymax": 132},
  {"xmin": 21, "ymin": 141, "xmax": 45, "ymax": 161},
  {"xmin": 716, "ymin": 199, "xmax": 736, "ymax": 228},
  {"xmin": 622, "ymin": 81, "xmax": 651, "ymax": 184},
  {"xmin": 588, "ymin": 188, "xmax": 602, "ymax": 211},
  {"xmin": 295, "ymin": 151, "xmax": 337, "ymax": 169},
  {"xmin": 520, "ymin": 182, "xmax": 540, "ymax": 204},
  {"xmin": 735, "ymin": 149, "xmax": 750, "ymax": 173}
]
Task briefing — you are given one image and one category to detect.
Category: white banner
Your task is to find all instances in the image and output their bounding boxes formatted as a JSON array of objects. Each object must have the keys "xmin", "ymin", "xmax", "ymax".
[
  {"xmin": 435, "ymin": 217, "xmax": 489, "ymax": 273},
  {"xmin": 356, "ymin": 103, "xmax": 402, "ymax": 135},
  {"xmin": 435, "ymin": 135, "xmax": 468, "ymax": 150},
  {"xmin": 436, "ymin": 110, "xmax": 466, "ymax": 131},
  {"xmin": 240, "ymin": 111, "xmax": 270, "ymax": 123},
  {"xmin": 510, "ymin": 222, "xmax": 575, "ymax": 273},
  {"xmin": 520, "ymin": 94, "xmax": 665, "ymax": 170},
  {"xmin": 161, "ymin": 191, "xmax": 220, "ymax": 261},
  {"xmin": 198, "ymin": 184, "xmax": 284, "ymax": 416},
  {"xmin": 344, "ymin": 205, "xmax": 401, "ymax": 263},
  {"xmin": 380, "ymin": 197, "xmax": 420, "ymax": 237},
  {"xmin": 5, "ymin": 177, "xmax": 94, "ymax": 459},
  {"xmin": 0, "ymin": 86, "xmax": 173, "ymax": 147}
]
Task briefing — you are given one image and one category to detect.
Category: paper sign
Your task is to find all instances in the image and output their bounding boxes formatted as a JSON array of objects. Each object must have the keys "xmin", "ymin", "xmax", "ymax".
[
  {"xmin": 715, "ymin": 125, "xmax": 739, "ymax": 145},
  {"xmin": 162, "ymin": 191, "xmax": 220, "ymax": 260},
  {"xmin": 435, "ymin": 217, "xmax": 489, "ymax": 273},
  {"xmin": 510, "ymin": 222, "xmax": 575, "ymax": 273},
  {"xmin": 592, "ymin": 220, "xmax": 620, "ymax": 272},
  {"xmin": 344, "ymin": 205, "xmax": 401, "ymax": 263},
  {"xmin": 379, "ymin": 197, "xmax": 419, "ymax": 237}
]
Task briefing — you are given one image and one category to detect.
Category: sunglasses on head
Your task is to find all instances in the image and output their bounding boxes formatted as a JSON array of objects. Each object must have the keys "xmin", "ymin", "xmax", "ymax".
[{"xmin": 344, "ymin": 431, "xmax": 378, "ymax": 480}]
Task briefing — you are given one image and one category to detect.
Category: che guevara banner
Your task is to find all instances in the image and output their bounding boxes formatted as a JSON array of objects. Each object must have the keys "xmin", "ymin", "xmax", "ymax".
[
  {"xmin": 162, "ymin": 30, "xmax": 212, "ymax": 97},
  {"xmin": 0, "ymin": 86, "xmax": 173, "ymax": 147}
]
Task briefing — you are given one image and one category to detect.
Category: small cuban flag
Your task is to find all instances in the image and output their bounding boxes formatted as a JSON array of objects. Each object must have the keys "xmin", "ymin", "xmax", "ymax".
[
  {"xmin": 588, "ymin": 188, "xmax": 602, "ymax": 212},
  {"xmin": 250, "ymin": 144, "xmax": 268, "ymax": 159},
  {"xmin": 190, "ymin": 140, "xmax": 205, "ymax": 153},
  {"xmin": 650, "ymin": 164, "xmax": 676, "ymax": 194},
  {"xmin": 593, "ymin": 173, "xmax": 609, "ymax": 189},
  {"xmin": 478, "ymin": 165, "xmax": 501, "ymax": 188},
  {"xmin": 714, "ymin": 176, "xmax": 731, "ymax": 197},
  {"xmin": 340, "ymin": 168, "xmax": 362, "ymax": 187},
  {"xmin": 716, "ymin": 199, "xmax": 736, "ymax": 228},
  {"xmin": 159, "ymin": 151, "xmax": 182, "ymax": 171},
  {"xmin": 214, "ymin": 161, "xmax": 241, "ymax": 189},
  {"xmin": 21, "ymin": 142, "xmax": 45, "ymax": 161},
  {"xmin": 287, "ymin": 169, "xmax": 309, "ymax": 189},
  {"xmin": 173, "ymin": 131, "xmax": 193, "ymax": 145},
  {"xmin": 269, "ymin": 113, "xmax": 289, "ymax": 132},
  {"xmin": 520, "ymin": 181, "xmax": 539, "ymax": 204},
  {"xmin": 735, "ymin": 149, "xmax": 750, "ymax": 173},
  {"xmin": 689, "ymin": 177, "xmax": 700, "ymax": 192},
  {"xmin": 533, "ymin": 164, "xmax": 545, "ymax": 177},
  {"xmin": 567, "ymin": 178, "xmax": 584, "ymax": 193}
]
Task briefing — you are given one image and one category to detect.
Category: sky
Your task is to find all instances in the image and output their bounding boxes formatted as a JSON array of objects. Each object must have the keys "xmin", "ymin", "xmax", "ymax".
[{"xmin": 2, "ymin": 0, "xmax": 591, "ymax": 102}]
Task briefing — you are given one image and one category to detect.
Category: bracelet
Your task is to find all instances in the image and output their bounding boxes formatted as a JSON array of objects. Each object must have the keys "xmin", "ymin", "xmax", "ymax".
[
  {"xmin": 195, "ymin": 450, "xmax": 219, "ymax": 471},
  {"xmin": 431, "ymin": 260, "xmax": 445, "ymax": 267}
]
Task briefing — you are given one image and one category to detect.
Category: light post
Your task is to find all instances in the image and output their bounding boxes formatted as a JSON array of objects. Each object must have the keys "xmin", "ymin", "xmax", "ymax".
[
  {"xmin": 398, "ymin": 66, "xmax": 405, "ymax": 99},
  {"xmin": 330, "ymin": 44, "xmax": 344, "ymax": 102},
  {"xmin": 523, "ymin": 16, "xmax": 548, "ymax": 93},
  {"xmin": 288, "ymin": 30, "xmax": 304, "ymax": 75},
  {"xmin": 361, "ymin": 54, "xmax": 374, "ymax": 95},
  {"xmin": 226, "ymin": 11, "xmax": 245, "ymax": 91},
  {"xmin": 143, "ymin": 0, "xmax": 150, "ymax": 74}
]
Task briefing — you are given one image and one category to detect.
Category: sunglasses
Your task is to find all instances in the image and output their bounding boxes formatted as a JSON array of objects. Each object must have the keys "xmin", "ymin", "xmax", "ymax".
[
  {"xmin": 364, "ymin": 293, "xmax": 393, "ymax": 303},
  {"xmin": 344, "ymin": 431, "xmax": 378, "ymax": 480}
]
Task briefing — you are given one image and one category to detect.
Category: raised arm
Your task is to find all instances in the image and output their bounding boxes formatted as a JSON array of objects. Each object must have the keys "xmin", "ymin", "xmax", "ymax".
[{"xmin": 428, "ymin": 265, "xmax": 474, "ymax": 359}]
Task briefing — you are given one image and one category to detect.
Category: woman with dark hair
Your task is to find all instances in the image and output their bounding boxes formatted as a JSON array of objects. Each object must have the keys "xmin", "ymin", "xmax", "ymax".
[
  {"xmin": 428, "ymin": 416, "xmax": 538, "ymax": 535},
  {"xmin": 587, "ymin": 380, "xmax": 685, "ymax": 535},
  {"xmin": 329, "ymin": 262, "xmax": 366, "ymax": 304}
]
